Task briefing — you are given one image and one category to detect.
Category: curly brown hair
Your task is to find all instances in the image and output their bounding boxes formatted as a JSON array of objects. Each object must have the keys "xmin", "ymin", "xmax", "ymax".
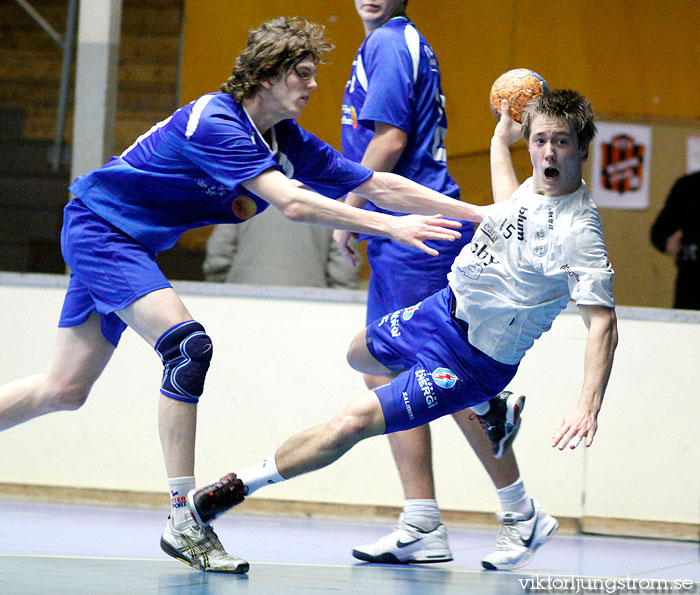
[
  {"xmin": 221, "ymin": 16, "xmax": 334, "ymax": 102},
  {"xmin": 522, "ymin": 89, "xmax": 597, "ymax": 151}
]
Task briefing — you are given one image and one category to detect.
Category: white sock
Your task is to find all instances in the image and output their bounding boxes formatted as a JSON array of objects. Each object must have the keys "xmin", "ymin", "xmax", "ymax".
[
  {"xmin": 470, "ymin": 400, "xmax": 490, "ymax": 415},
  {"xmin": 496, "ymin": 477, "xmax": 533, "ymax": 517},
  {"xmin": 236, "ymin": 453, "xmax": 286, "ymax": 496},
  {"xmin": 168, "ymin": 475, "xmax": 196, "ymax": 529},
  {"xmin": 402, "ymin": 499, "xmax": 442, "ymax": 532}
]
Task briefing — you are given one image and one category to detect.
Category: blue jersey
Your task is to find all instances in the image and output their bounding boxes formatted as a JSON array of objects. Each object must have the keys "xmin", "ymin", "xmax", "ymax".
[
  {"xmin": 341, "ymin": 16, "xmax": 460, "ymax": 219},
  {"xmin": 70, "ymin": 93, "xmax": 372, "ymax": 253}
]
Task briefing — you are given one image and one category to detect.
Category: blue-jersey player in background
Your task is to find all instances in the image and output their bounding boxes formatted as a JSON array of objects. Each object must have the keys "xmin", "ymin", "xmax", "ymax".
[
  {"xmin": 333, "ymin": 0, "xmax": 556, "ymax": 570},
  {"xmin": 0, "ymin": 16, "xmax": 493, "ymax": 575}
]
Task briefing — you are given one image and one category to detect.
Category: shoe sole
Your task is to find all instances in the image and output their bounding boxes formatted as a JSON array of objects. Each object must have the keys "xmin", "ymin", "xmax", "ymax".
[
  {"xmin": 352, "ymin": 548, "xmax": 453, "ymax": 564},
  {"xmin": 160, "ymin": 536, "xmax": 250, "ymax": 574},
  {"xmin": 494, "ymin": 394, "xmax": 525, "ymax": 459}
]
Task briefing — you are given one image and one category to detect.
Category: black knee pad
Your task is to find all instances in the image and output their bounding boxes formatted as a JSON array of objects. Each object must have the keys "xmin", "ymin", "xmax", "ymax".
[{"xmin": 155, "ymin": 320, "xmax": 213, "ymax": 403}]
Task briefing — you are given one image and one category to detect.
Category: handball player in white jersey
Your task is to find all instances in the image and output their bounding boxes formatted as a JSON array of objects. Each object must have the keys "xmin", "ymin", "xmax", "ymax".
[
  {"xmin": 337, "ymin": 0, "xmax": 555, "ymax": 570},
  {"xmin": 186, "ymin": 90, "xmax": 619, "ymax": 571}
]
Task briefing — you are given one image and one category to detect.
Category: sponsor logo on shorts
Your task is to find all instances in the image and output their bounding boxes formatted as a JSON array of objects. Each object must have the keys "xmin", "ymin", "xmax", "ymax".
[
  {"xmin": 377, "ymin": 314, "xmax": 390, "ymax": 327},
  {"xmin": 415, "ymin": 368, "xmax": 438, "ymax": 409},
  {"xmin": 402, "ymin": 391, "xmax": 415, "ymax": 420},
  {"xmin": 390, "ymin": 310, "xmax": 401, "ymax": 337},
  {"xmin": 401, "ymin": 302, "xmax": 422, "ymax": 321},
  {"xmin": 431, "ymin": 367, "xmax": 459, "ymax": 389}
]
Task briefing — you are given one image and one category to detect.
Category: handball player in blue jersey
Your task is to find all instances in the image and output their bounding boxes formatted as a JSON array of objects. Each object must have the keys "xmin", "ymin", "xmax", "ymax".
[
  {"xmin": 186, "ymin": 89, "xmax": 618, "ymax": 571},
  {"xmin": 334, "ymin": 0, "xmax": 554, "ymax": 569},
  {"xmin": 0, "ymin": 16, "xmax": 494, "ymax": 575}
]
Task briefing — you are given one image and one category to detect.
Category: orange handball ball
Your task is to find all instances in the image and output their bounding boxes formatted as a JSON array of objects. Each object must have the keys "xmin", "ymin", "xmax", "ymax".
[{"xmin": 489, "ymin": 68, "xmax": 549, "ymax": 123}]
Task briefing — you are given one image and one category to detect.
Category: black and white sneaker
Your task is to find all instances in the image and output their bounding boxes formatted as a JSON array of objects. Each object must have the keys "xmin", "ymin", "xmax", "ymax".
[
  {"xmin": 481, "ymin": 499, "xmax": 558, "ymax": 570},
  {"xmin": 475, "ymin": 391, "xmax": 525, "ymax": 458},
  {"xmin": 352, "ymin": 514, "xmax": 453, "ymax": 564}
]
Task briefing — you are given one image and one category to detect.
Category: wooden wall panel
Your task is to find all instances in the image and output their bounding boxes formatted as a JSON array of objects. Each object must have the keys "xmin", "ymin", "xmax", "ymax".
[{"xmin": 181, "ymin": 1, "xmax": 700, "ymax": 307}]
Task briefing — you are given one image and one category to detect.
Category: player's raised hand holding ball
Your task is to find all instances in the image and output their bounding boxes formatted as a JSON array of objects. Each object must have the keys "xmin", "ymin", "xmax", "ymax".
[{"xmin": 489, "ymin": 68, "xmax": 548, "ymax": 123}]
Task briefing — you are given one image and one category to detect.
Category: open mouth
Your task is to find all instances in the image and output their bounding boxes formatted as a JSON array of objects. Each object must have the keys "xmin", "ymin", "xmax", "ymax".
[{"xmin": 544, "ymin": 167, "xmax": 559, "ymax": 181}]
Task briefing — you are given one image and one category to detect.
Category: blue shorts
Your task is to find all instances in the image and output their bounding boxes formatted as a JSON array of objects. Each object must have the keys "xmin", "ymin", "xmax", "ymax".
[
  {"xmin": 367, "ymin": 287, "xmax": 519, "ymax": 433},
  {"xmin": 58, "ymin": 199, "xmax": 171, "ymax": 347},
  {"xmin": 365, "ymin": 229, "xmax": 473, "ymax": 325}
]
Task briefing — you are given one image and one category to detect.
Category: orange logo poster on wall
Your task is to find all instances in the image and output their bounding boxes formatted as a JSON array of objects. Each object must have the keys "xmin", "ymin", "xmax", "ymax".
[
  {"xmin": 590, "ymin": 122, "xmax": 651, "ymax": 209},
  {"xmin": 231, "ymin": 196, "xmax": 257, "ymax": 220},
  {"xmin": 600, "ymin": 134, "xmax": 646, "ymax": 194}
]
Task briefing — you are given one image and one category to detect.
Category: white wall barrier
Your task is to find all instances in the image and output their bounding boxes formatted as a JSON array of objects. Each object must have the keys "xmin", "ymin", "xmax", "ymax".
[{"xmin": 0, "ymin": 273, "xmax": 698, "ymax": 535}]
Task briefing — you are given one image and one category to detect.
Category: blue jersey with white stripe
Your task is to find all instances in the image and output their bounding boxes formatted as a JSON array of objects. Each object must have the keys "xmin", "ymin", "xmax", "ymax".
[
  {"xmin": 70, "ymin": 93, "xmax": 372, "ymax": 252},
  {"xmin": 341, "ymin": 16, "xmax": 460, "ymax": 216}
]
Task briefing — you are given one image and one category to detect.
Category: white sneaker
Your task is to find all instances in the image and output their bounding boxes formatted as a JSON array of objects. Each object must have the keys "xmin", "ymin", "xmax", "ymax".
[
  {"xmin": 352, "ymin": 515, "xmax": 453, "ymax": 564},
  {"xmin": 481, "ymin": 499, "xmax": 558, "ymax": 570},
  {"xmin": 160, "ymin": 516, "xmax": 249, "ymax": 574}
]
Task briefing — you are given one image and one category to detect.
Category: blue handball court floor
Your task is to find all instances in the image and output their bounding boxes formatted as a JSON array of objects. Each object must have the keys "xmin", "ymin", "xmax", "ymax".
[{"xmin": 1, "ymin": 499, "xmax": 698, "ymax": 594}]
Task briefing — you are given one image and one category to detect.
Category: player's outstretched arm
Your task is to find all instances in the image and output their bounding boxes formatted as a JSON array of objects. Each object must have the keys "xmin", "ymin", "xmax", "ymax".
[
  {"xmin": 352, "ymin": 171, "xmax": 491, "ymax": 223},
  {"xmin": 242, "ymin": 169, "xmax": 461, "ymax": 256},
  {"xmin": 551, "ymin": 305, "xmax": 618, "ymax": 451},
  {"xmin": 490, "ymin": 99, "xmax": 522, "ymax": 203}
]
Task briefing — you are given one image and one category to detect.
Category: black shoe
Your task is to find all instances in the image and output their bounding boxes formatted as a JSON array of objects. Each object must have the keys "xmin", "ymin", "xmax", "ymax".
[
  {"xmin": 475, "ymin": 391, "xmax": 525, "ymax": 458},
  {"xmin": 187, "ymin": 473, "xmax": 246, "ymax": 526}
]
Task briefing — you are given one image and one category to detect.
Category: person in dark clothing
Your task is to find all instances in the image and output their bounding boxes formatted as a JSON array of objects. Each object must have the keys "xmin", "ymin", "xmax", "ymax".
[{"xmin": 651, "ymin": 171, "xmax": 700, "ymax": 310}]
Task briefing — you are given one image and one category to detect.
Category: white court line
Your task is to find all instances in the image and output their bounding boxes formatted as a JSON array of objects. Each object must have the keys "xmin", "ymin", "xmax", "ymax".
[{"xmin": 1, "ymin": 553, "xmax": 694, "ymax": 583}]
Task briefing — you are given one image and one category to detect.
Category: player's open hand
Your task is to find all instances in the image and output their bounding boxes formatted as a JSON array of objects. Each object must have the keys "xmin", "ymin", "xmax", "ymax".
[
  {"xmin": 494, "ymin": 100, "xmax": 523, "ymax": 146},
  {"xmin": 388, "ymin": 214, "xmax": 462, "ymax": 255},
  {"xmin": 333, "ymin": 228, "xmax": 359, "ymax": 266},
  {"xmin": 551, "ymin": 405, "xmax": 599, "ymax": 451}
]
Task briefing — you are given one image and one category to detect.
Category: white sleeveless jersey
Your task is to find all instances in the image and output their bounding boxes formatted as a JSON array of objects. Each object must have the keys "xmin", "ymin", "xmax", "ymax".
[{"xmin": 447, "ymin": 178, "xmax": 614, "ymax": 365}]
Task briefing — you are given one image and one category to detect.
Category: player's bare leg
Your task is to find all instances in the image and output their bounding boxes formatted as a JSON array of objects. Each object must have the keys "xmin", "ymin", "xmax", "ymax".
[
  {"xmin": 347, "ymin": 337, "xmax": 438, "ymax": 507},
  {"xmin": 187, "ymin": 389, "xmax": 387, "ymax": 527},
  {"xmin": 452, "ymin": 408, "xmax": 519, "ymax": 489},
  {"xmin": 117, "ymin": 288, "xmax": 198, "ymax": 478},
  {"xmin": 365, "ymin": 374, "xmax": 437, "ymax": 500},
  {"xmin": 117, "ymin": 287, "xmax": 248, "ymax": 574},
  {"xmin": 0, "ymin": 312, "xmax": 115, "ymax": 431},
  {"xmin": 275, "ymin": 390, "xmax": 387, "ymax": 478},
  {"xmin": 343, "ymin": 333, "xmax": 451, "ymax": 562},
  {"xmin": 451, "ymin": 407, "xmax": 558, "ymax": 571}
]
